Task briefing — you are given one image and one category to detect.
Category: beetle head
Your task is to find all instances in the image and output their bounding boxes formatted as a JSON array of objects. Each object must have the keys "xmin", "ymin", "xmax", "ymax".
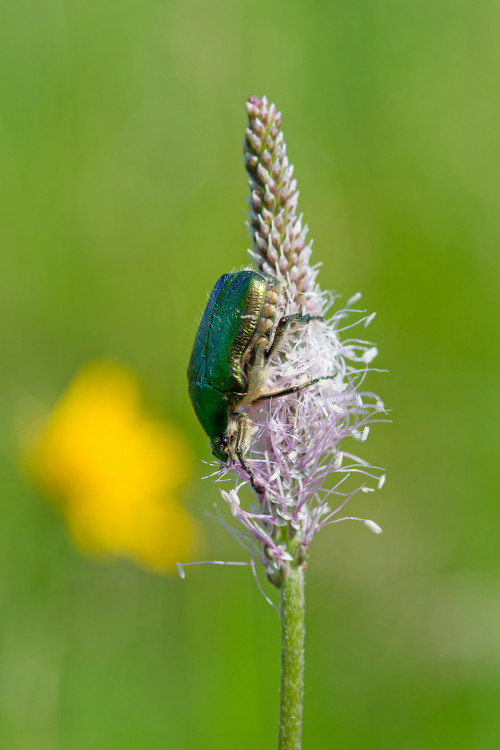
[{"xmin": 211, "ymin": 436, "xmax": 232, "ymax": 465}]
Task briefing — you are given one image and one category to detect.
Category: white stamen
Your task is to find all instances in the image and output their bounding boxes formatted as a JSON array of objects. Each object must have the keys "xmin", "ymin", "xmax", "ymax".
[
  {"xmin": 176, "ymin": 562, "xmax": 185, "ymax": 579},
  {"xmin": 362, "ymin": 346, "xmax": 378, "ymax": 364},
  {"xmin": 364, "ymin": 312, "xmax": 376, "ymax": 328},
  {"xmin": 347, "ymin": 291, "xmax": 362, "ymax": 306},
  {"xmin": 378, "ymin": 474, "xmax": 386, "ymax": 489},
  {"xmin": 364, "ymin": 519, "xmax": 383, "ymax": 534},
  {"xmin": 221, "ymin": 489, "xmax": 241, "ymax": 517},
  {"xmin": 330, "ymin": 404, "xmax": 344, "ymax": 415}
]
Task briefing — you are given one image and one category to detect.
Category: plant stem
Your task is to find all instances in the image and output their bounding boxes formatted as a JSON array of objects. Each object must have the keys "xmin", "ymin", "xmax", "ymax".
[{"xmin": 278, "ymin": 564, "xmax": 305, "ymax": 750}]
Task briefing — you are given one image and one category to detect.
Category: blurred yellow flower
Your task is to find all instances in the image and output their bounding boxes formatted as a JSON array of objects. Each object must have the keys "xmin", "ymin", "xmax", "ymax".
[{"xmin": 27, "ymin": 362, "xmax": 198, "ymax": 573}]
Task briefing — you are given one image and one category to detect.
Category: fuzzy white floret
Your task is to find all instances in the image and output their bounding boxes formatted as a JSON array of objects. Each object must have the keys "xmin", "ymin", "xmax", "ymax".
[{"xmin": 364, "ymin": 519, "xmax": 383, "ymax": 535}]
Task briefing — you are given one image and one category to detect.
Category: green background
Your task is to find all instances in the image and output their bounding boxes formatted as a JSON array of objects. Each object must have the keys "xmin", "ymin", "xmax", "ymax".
[{"xmin": 1, "ymin": 0, "xmax": 499, "ymax": 747}]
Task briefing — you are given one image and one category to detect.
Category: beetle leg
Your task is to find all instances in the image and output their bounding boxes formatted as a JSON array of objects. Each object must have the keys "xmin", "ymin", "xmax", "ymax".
[
  {"xmin": 252, "ymin": 375, "xmax": 335, "ymax": 403},
  {"xmin": 233, "ymin": 413, "xmax": 265, "ymax": 494},
  {"xmin": 236, "ymin": 449, "xmax": 265, "ymax": 495},
  {"xmin": 266, "ymin": 313, "xmax": 324, "ymax": 361},
  {"xmin": 244, "ymin": 336, "xmax": 267, "ymax": 372}
]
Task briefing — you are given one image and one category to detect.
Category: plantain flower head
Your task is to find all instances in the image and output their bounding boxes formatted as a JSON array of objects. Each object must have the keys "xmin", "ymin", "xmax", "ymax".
[{"xmin": 202, "ymin": 97, "xmax": 387, "ymax": 585}]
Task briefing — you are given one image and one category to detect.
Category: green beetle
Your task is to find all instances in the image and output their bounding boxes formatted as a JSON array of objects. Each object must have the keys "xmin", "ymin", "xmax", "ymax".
[{"xmin": 187, "ymin": 269, "xmax": 325, "ymax": 492}]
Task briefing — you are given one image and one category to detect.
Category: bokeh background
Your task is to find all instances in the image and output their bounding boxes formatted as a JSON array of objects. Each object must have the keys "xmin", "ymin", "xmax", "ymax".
[{"xmin": 1, "ymin": 0, "xmax": 499, "ymax": 748}]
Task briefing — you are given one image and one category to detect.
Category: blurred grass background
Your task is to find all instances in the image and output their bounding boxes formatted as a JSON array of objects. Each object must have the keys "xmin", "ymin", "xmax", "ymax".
[{"xmin": 1, "ymin": 0, "xmax": 499, "ymax": 747}]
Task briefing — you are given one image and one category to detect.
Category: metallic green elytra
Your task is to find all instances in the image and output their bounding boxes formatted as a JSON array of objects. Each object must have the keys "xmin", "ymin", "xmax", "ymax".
[{"xmin": 187, "ymin": 268, "xmax": 324, "ymax": 492}]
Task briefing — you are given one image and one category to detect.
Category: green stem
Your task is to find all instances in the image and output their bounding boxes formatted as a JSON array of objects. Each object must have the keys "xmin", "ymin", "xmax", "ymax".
[{"xmin": 278, "ymin": 564, "xmax": 305, "ymax": 750}]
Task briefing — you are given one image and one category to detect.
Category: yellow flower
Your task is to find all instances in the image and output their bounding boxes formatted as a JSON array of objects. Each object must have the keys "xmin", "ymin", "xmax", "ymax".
[{"xmin": 28, "ymin": 361, "xmax": 198, "ymax": 573}]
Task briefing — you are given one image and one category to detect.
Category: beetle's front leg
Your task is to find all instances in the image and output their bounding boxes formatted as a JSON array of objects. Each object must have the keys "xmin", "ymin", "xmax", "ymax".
[
  {"xmin": 266, "ymin": 313, "xmax": 324, "ymax": 361},
  {"xmin": 233, "ymin": 413, "xmax": 265, "ymax": 494},
  {"xmin": 252, "ymin": 375, "xmax": 336, "ymax": 403}
]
